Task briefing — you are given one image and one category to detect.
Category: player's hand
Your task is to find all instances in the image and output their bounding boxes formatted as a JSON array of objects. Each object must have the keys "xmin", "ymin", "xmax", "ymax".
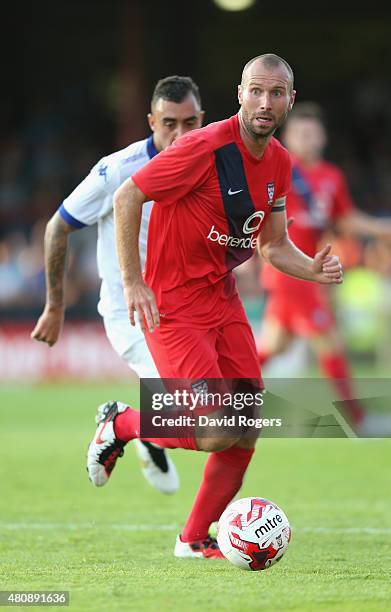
[
  {"xmin": 123, "ymin": 281, "xmax": 160, "ymax": 333},
  {"xmin": 31, "ymin": 304, "xmax": 65, "ymax": 347},
  {"xmin": 312, "ymin": 244, "xmax": 343, "ymax": 284}
]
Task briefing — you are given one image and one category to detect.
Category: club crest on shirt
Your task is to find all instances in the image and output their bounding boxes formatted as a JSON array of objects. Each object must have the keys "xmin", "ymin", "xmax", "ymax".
[{"xmin": 267, "ymin": 182, "xmax": 275, "ymax": 205}]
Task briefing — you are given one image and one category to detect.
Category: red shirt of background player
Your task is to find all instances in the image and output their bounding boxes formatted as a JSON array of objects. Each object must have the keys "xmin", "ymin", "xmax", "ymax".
[
  {"xmin": 132, "ymin": 114, "xmax": 291, "ymax": 327},
  {"xmin": 261, "ymin": 155, "xmax": 354, "ymax": 292}
]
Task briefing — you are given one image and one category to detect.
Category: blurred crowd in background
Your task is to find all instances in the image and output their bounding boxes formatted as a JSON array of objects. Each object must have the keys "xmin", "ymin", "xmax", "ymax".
[
  {"xmin": 1, "ymin": 1, "xmax": 391, "ymax": 371},
  {"xmin": 0, "ymin": 95, "xmax": 104, "ymax": 319}
]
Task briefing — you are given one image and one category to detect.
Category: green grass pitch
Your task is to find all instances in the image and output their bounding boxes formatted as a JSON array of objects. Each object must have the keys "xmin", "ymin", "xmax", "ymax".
[{"xmin": 1, "ymin": 382, "xmax": 390, "ymax": 611}]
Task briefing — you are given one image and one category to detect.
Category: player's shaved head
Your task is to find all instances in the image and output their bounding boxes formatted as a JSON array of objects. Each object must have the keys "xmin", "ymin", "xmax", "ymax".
[{"xmin": 241, "ymin": 54, "xmax": 294, "ymax": 91}]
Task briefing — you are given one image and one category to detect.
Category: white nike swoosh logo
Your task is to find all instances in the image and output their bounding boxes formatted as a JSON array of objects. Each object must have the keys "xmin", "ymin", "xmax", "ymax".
[{"xmin": 228, "ymin": 188, "xmax": 243, "ymax": 196}]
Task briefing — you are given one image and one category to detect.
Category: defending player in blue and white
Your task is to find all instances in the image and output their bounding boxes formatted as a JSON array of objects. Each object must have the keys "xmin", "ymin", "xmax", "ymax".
[{"xmin": 31, "ymin": 76, "xmax": 205, "ymax": 493}]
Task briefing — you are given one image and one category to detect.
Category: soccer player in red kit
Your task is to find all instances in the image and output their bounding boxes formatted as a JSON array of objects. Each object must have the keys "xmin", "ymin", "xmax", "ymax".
[
  {"xmin": 258, "ymin": 102, "xmax": 391, "ymax": 435},
  {"xmin": 89, "ymin": 54, "xmax": 343, "ymax": 558}
]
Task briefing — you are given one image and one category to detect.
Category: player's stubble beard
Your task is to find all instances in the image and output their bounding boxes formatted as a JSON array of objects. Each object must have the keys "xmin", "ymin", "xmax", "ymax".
[{"xmin": 240, "ymin": 105, "xmax": 290, "ymax": 145}]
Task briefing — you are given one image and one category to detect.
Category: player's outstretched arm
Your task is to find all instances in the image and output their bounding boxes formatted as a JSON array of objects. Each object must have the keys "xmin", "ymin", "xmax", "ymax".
[
  {"xmin": 31, "ymin": 212, "xmax": 75, "ymax": 346},
  {"xmin": 336, "ymin": 209, "xmax": 391, "ymax": 239},
  {"xmin": 113, "ymin": 178, "xmax": 160, "ymax": 333},
  {"xmin": 258, "ymin": 210, "xmax": 343, "ymax": 285}
]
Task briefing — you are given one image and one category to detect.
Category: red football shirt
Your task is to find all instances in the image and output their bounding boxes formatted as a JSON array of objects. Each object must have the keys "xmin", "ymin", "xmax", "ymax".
[
  {"xmin": 132, "ymin": 114, "xmax": 291, "ymax": 326},
  {"xmin": 261, "ymin": 156, "xmax": 355, "ymax": 291}
]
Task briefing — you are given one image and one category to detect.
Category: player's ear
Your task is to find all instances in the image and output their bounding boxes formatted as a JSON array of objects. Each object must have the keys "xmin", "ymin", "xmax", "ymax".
[
  {"xmin": 238, "ymin": 84, "xmax": 243, "ymax": 105},
  {"xmin": 147, "ymin": 113, "xmax": 155, "ymax": 132},
  {"xmin": 288, "ymin": 90, "xmax": 296, "ymax": 111},
  {"xmin": 199, "ymin": 110, "xmax": 206, "ymax": 127}
]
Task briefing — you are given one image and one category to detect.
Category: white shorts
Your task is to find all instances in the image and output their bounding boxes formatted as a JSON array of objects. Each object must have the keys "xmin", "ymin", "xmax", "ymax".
[{"xmin": 103, "ymin": 315, "xmax": 159, "ymax": 379}]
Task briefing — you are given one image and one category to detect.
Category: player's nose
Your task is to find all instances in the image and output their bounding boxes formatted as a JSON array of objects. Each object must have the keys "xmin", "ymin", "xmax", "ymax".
[
  {"xmin": 174, "ymin": 124, "xmax": 187, "ymax": 139},
  {"xmin": 258, "ymin": 92, "xmax": 272, "ymax": 110}
]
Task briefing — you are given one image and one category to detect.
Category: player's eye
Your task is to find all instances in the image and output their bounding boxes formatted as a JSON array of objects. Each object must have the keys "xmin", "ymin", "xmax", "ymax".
[{"xmin": 251, "ymin": 88, "xmax": 261, "ymax": 96}]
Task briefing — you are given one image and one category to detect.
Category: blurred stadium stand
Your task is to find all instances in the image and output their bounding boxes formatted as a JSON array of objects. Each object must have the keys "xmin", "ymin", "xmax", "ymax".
[{"xmin": 1, "ymin": 2, "xmax": 390, "ymax": 379}]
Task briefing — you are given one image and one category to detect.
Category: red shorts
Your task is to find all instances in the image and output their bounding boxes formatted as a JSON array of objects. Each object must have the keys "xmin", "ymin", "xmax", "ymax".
[
  {"xmin": 263, "ymin": 283, "xmax": 335, "ymax": 336},
  {"xmin": 143, "ymin": 302, "xmax": 262, "ymax": 431},
  {"xmin": 145, "ymin": 309, "xmax": 262, "ymax": 383}
]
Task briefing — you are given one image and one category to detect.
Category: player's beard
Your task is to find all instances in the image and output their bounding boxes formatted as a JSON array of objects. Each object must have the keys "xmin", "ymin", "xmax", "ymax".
[{"xmin": 242, "ymin": 107, "xmax": 289, "ymax": 141}]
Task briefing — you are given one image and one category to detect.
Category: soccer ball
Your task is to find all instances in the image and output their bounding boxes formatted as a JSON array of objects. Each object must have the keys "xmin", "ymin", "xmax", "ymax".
[{"xmin": 217, "ymin": 497, "xmax": 291, "ymax": 571}]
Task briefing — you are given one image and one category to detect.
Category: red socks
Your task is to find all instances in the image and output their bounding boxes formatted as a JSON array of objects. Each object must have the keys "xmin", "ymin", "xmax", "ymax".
[
  {"xmin": 319, "ymin": 353, "xmax": 364, "ymax": 424},
  {"xmin": 113, "ymin": 407, "xmax": 140, "ymax": 441},
  {"xmin": 114, "ymin": 407, "xmax": 255, "ymax": 541},
  {"xmin": 181, "ymin": 446, "xmax": 255, "ymax": 542},
  {"xmin": 113, "ymin": 407, "xmax": 197, "ymax": 450}
]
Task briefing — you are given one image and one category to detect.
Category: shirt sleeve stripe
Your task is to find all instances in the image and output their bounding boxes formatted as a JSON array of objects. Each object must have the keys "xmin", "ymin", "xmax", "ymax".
[{"xmin": 59, "ymin": 203, "xmax": 87, "ymax": 228}]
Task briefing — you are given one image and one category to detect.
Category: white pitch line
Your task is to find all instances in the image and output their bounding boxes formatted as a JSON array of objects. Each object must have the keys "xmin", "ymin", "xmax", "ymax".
[
  {"xmin": 1, "ymin": 523, "xmax": 391, "ymax": 534},
  {"xmin": 299, "ymin": 527, "xmax": 391, "ymax": 534},
  {"xmin": 0, "ymin": 523, "xmax": 178, "ymax": 531}
]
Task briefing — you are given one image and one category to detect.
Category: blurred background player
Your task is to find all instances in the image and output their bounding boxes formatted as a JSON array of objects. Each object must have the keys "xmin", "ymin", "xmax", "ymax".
[
  {"xmin": 257, "ymin": 101, "xmax": 391, "ymax": 435},
  {"xmin": 31, "ymin": 75, "xmax": 205, "ymax": 492}
]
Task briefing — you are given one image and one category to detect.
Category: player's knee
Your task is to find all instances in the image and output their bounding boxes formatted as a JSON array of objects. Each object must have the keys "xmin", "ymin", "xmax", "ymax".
[
  {"xmin": 236, "ymin": 431, "xmax": 259, "ymax": 450},
  {"xmin": 196, "ymin": 436, "xmax": 240, "ymax": 452}
]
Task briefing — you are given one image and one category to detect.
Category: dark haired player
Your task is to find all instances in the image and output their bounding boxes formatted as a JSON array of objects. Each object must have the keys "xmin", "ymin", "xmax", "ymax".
[{"xmin": 32, "ymin": 76, "xmax": 204, "ymax": 493}]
